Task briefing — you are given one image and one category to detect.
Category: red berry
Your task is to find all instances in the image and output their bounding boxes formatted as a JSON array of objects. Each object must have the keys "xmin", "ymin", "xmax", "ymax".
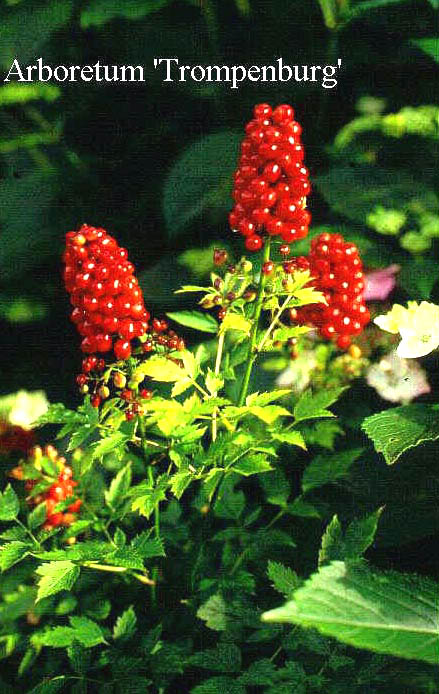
[
  {"xmin": 114, "ymin": 339, "xmax": 131, "ymax": 360},
  {"xmin": 279, "ymin": 244, "xmax": 291, "ymax": 256},
  {"xmin": 121, "ymin": 389, "xmax": 133, "ymax": 401},
  {"xmin": 140, "ymin": 389, "xmax": 153, "ymax": 400},
  {"xmin": 262, "ymin": 261, "xmax": 274, "ymax": 275},
  {"xmin": 245, "ymin": 235, "xmax": 263, "ymax": 252},
  {"xmin": 91, "ymin": 395, "xmax": 101, "ymax": 408}
]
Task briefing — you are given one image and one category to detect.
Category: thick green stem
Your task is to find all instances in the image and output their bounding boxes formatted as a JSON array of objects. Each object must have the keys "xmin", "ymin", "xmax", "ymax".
[
  {"xmin": 212, "ymin": 331, "xmax": 225, "ymax": 441},
  {"xmin": 237, "ymin": 240, "xmax": 271, "ymax": 406}
]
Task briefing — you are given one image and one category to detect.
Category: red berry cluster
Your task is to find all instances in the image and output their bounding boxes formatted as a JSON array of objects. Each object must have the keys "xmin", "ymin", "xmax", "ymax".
[
  {"xmin": 229, "ymin": 103, "xmax": 311, "ymax": 252},
  {"xmin": 63, "ymin": 224, "xmax": 150, "ymax": 363},
  {"xmin": 14, "ymin": 445, "xmax": 82, "ymax": 530},
  {"xmin": 295, "ymin": 233, "xmax": 370, "ymax": 349}
]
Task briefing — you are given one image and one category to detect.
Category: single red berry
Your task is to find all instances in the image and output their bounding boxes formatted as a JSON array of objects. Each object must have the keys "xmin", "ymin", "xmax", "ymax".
[
  {"xmin": 121, "ymin": 389, "xmax": 133, "ymax": 401},
  {"xmin": 279, "ymin": 244, "xmax": 291, "ymax": 256},
  {"xmin": 213, "ymin": 248, "xmax": 228, "ymax": 266},
  {"xmin": 245, "ymin": 235, "xmax": 263, "ymax": 252},
  {"xmin": 262, "ymin": 261, "xmax": 274, "ymax": 275},
  {"xmin": 114, "ymin": 339, "xmax": 131, "ymax": 360},
  {"xmin": 140, "ymin": 389, "xmax": 153, "ymax": 400},
  {"xmin": 91, "ymin": 395, "xmax": 101, "ymax": 408},
  {"xmin": 49, "ymin": 484, "xmax": 66, "ymax": 502},
  {"xmin": 125, "ymin": 409, "xmax": 134, "ymax": 421},
  {"xmin": 76, "ymin": 374, "xmax": 87, "ymax": 387}
]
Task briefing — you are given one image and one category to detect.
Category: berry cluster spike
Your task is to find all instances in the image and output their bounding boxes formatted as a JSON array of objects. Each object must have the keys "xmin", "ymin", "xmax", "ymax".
[
  {"xmin": 10, "ymin": 445, "xmax": 82, "ymax": 529},
  {"xmin": 295, "ymin": 232, "xmax": 370, "ymax": 349},
  {"xmin": 229, "ymin": 103, "xmax": 311, "ymax": 251},
  {"xmin": 63, "ymin": 224, "xmax": 150, "ymax": 362}
]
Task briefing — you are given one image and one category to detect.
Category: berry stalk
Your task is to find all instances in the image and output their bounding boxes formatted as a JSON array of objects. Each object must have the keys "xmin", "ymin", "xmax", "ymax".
[{"xmin": 237, "ymin": 238, "xmax": 271, "ymax": 407}]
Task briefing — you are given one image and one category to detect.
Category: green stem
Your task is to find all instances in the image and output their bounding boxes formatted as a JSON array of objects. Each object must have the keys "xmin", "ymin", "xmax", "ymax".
[
  {"xmin": 138, "ymin": 416, "xmax": 160, "ymax": 604},
  {"xmin": 317, "ymin": 0, "xmax": 339, "ymax": 29},
  {"xmin": 237, "ymin": 240, "xmax": 271, "ymax": 406},
  {"xmin": 212, "ymin": 331, "xmax": 225, "ymax": 441},
  {"xmin": 257, "ymin": 294, "xmax": 293, "ymax": 353}
]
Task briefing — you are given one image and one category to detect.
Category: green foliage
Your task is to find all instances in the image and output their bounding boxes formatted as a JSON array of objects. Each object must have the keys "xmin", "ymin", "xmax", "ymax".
[
  {"xmin": 301, "ymin": 448, "xmax": 363, "ymax": 492},
  {"xmin": 0, "ymin": 485, "xmax": 20, "ymax": 521},
  {"xmin": 362, "ymin": 404, "xmax": 439, "ymax": 464},
  {"xmin": 263, "ymin": 560, "xmax": 439, "ymax": 665},
  {"xmin": 163, "ymin": 132, "xmax": 241, "ymax": 236},
  {"xmin": 35, "ymin": 561, "xmax": 80, "ymax": 602}
]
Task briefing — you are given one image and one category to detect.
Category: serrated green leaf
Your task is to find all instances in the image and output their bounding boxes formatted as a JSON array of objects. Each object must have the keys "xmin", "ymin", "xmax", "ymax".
[
  {"xmin": 219, "ymin": 313, "xmax": 251, "ymax": 335},
  {"xmin": 191, "ymin": 677, "xmax": 245, "ymax": 694},
  {"xmin": 91, "ymin": 432, "xmax": 128, "ymax": 461},
  {"xmin": 260, "ymin": 469, "xmax": 290, "ymax": 508},
  {"xmin": 197, "ymin": 593, "xmax": 228, "ymax": 631},
  {"xmin": 267, "ymin": 560, "xmax": 301, "ymax": 598},
  {"xmin": 271, "ymin": 430, "xmax": 307, "ymax": 449},
  {"xmin": 130, "ymin": 532, "xmax": 165, "ymax": 559},
  {"xmin": 0, "ymin": 484, "xmax": 20, "ymax": 521},
  {"xmin": 318, "ymin": 515, "xmax": 344, "ymax": 566},
  {"xmin": 205, "ymin": 368, "xmax": 224, "ymax": 395},
  {"xmin": 344, "ymin": 508, "xmax": 384, "ymax": 559},
  {"xmin": 238, "ymin": 659, "xmax": 277, "ymax": 686},
  {"xmin": 131, "ymin": 486, "xmax": 167, "ymax": 519},
  {"xmin": 232, "ymin": 455, "xmax": 273, "ymax": 476},
  {"xmin": 140, "ymin": 356, "xmax": 186, "ymax": 382},
  {"xmin": 169, "ymin": 469, "xmax": 193, "ymax": 499},
  {"xmin": 189, "ymin": 643, "xmax": 241, "ymax": 672},
  {"xmin": 105, "ymin": 463, "xmax": 132, "ymax": 508},
  {"xmin": 302, "ymin": 448, "xmax": 363, "ymax": 493},
  {"xmin": 69, "ymin": 616, "xmax": 106, "ymax": 647},
  {"xmin": 0, "ymin": 541, "xmax": 30, "ymax": 571},
  {"xmin": 263, "ymin": 560, "xmax": 439, "ymax": 665},
  {"xmin": 166, "ymin": 310, "xmax": 218, "ymax": 333},
  {"xmin": 28, "ymin": 502, "xmax": 47, "ymax": 530},
  {"xmin": 294, "ymin": 387, "xmax": 346, "ymax": 423},
  {"xmin": 248, "ymin": 405, "xmax": 292, "ymax": 425},
  {"xmin": 35, "ymin": 561, "xmax": 80, "ymax": 602},
  {"xmin": 27, "ymin": 677, "xmax": 67, "ymax": 694},
  {"xmin": 362, "ymin": 405, "xmax": 439, "ymax": 464},
  {"xmin": 113, "ymin": 605, "xmax": 137, "ymax": 641}
]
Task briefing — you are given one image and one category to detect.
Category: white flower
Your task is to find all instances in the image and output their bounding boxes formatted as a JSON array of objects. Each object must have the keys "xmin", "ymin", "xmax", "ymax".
[
  {"xmin": 374, "ymin": 301, "xmax": 439, "ymax": 358},
  {"xmin": 366, "ymin": 351, "xmax": 430, "ymax": 403},
  {"xmin": 0, "ymin": 390, "xmax": 49, "ymax": 430},
  {"xmin": 276, "ymin": 350, "xmax": 317, "ymax": 393}
]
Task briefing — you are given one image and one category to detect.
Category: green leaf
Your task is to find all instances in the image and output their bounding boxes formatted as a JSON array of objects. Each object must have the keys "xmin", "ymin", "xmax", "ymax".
[
  {"xmin": 113, "ymin": 605, "xmax": 137, "ymax": 641},
  {"xmin": 105, "ymin": 463, "xmax": 132, "ymax": 508},
  {"xmin": 362, "ymin": 405, "xmax": 439, "ymax": 464},
  {"xmin": 0, "ymin": 484, "xmax": 20, "ymax": 521},
  {"xmin": 302, "ymin": 448, "xmax": 363, "ymax": 493},
  {"xmin": 0, "ymin": 83, "xmax": 60, "ymax": 106},
  {"xmin": 344, "ymin": 508, "xmax": 384, "ymax": 559},
  {"xmin": 140, "ymin": 356, "xmax": 185, "ymax": 382},
  {"xmin": 238, "ymin": 659, "xmax": 277, "ymax": 686},
  {"xmin": 80, "ymin": 0, "xmax": 168, "ymax": 28},
  {"xmin": 169, "ymin": 469, "xmax": 193, "ymax": 499},
  {"xmin": 163, "ymin": 131, "xmax": 241, "ymax": 236},
  {"xmin": 271, "ymin": 430, "xmax": 307, "ymax": 449},
  {"xmin": 35, "ymin": 561, "xmax": 80, "ymax": 602},
  {"xmin": 294, "ymin": 387, "xmax": 346, "ymax": 423},
  {"xmin": 260, "ymin": 469, "xmax": 290, "ymax": 507},
  {"xmin": 131, "ymin": 485, "xmax": 167, "ymax": 519},
  {"xmin": 219, "ymin": 313, "xmax": 252, "ymax": 335},
  {"xmin": 28, "ymin": 677, "xmax": 68, "ymax": 693},
  {"xmin": 28, "ymin": 502, "xmax": 47, "ymax": 530},
  {"xmin": 205, "ymin": 368, "xmax": 224, "ymax": 395},
  {"xmin": 318, "ymin": 515, "xmax": 343, "ymax": 566},
  {"xmin": 411, "ymin": 37, "xmax": 439, "ymax": 62},
  {"xmin": 91, "ymin": 432, "xmax": 129, "ymax": 460},
  {"xmin": 33, "ymin": 617, "xmax": 105, "ymax": 649},
  {"xmin": 189, "ymin": 643, "xmax": 241, "ymax": 672},
  {"xmin": 191, "ymin": 677, "xmax": 245, "ymax": 694},
  {"xmin": 197, "ymin": 593, "xmax": 228, "ymax": 631},
  {"xmin": 267, "ymin": 560, "xmax": 301, "ymax": 598},
  {"xmin": 248, "ymin": 405, "xmax": 292, "ymax": 425},
  {"xmin": 0, "ymin": 541, "xmax": 30, "ymax": 571},
  {"xmin": 166, "ymin": 310, "xmax": 218, "ymax": 333},
  {"xmin": 68, "ymin": 616, "xmax": 106, "ymax": 647},
  {"xmin": 232, "ymin": 454, "xmax": 273, "ymax": 476},
  {"xmin": 262, "ymin": 560, "xmax": 439, "ymax": 665},
  {"xmin": 315, "ymin": 167, "xmax": 439, "ymax": 226},
  {"xmin": 130, "ymin": 533, "xmax": 165, "ymax": 559}
]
